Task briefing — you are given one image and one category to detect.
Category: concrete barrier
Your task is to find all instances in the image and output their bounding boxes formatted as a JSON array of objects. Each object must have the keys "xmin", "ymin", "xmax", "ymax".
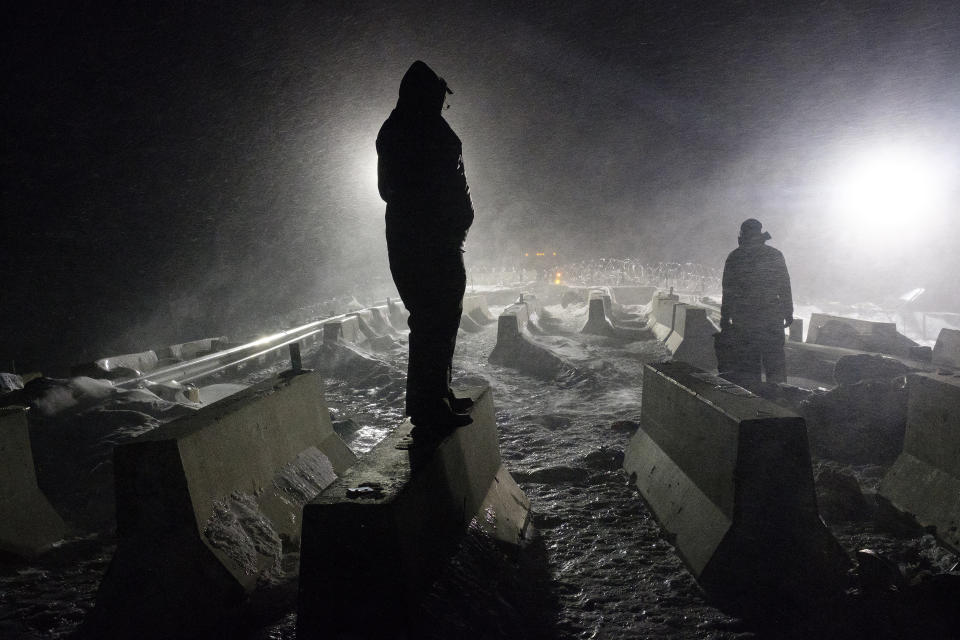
[
  {"xmin": 487, "ymin": 300, "xmax": 570, "ymax": 379},
  {"xmin": 491, "ymin": 301, "xmax": 533, "ymax": 346},
  {"xmin": 367, "ymin": 305, "xmax": 399, "ymax": 335},
  {"xmin": 346, "ymin": 309, "xmax": 385, "ymax": 342},
  {"xmin": 297, "ymin": 386, "xmax": 531, "ymax": 637},
  {"xmin": 624, "ymin": 362, "xmax": 847, "ymax": 596},
  {"xmin": 323, "ymin": 314, "xmax": 367, "ymax": 346},
  {"xmin": 650, "ymin": 291, "xmax": 680, "ymax": 341},
  {"xmin": 879, "ymin": 371, "xmax": 960, "ymax": 554},
  {"xmin": 806, "ymin": 313, "xmax": 917, "ymax": 358},
  {"xmin": 158, "ymin": 337, "xmax": 229, "ymax": 361},
  {"xmin": 932, "ymin": 328, "xmax": 960, "ymax": 369},
  {"xmin": 0, "ymin": 407, "xmax": 67, "ymax": 557},
  {"xmin": 664, "ymin": 304, "xmax": 718, "ymax": 371},
  {"xmin": 581, "ymin": 290, "xmax": 653, "ymax": 341},
  {"xmin": 462, "ymin": 294, "xmax": 496, "ymax": 326},
  {"xmin": 90, "ymin": 371, "xmax": 356, "ymax": 638},
  {"xmin": 581, "ymin": 290, "xmax": 615, "ymax": 336},
  {"xmin": 387, "ymin": 297, "xmax": 409, "ymax": 329},
  {"xmin": 72, "ymin": 349, "xmax": 160, "ymax": 378}
]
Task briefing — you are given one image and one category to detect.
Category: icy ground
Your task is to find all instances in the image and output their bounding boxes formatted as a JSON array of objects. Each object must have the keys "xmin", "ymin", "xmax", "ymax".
[{"xmin": 2, "ymin": 294, "xmax": 958, "ymax": 639}]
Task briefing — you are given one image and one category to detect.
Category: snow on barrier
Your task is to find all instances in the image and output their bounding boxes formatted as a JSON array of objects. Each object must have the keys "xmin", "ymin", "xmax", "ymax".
[
  {"xmin": 0, "ymin": 407, "xmax": 66, "ymax": 557},
  {"xmin": 663, "ymin": 303, "xmax": 718, "ymax": 371},
  {"xmin": 932, "ymin": 328, "xmax": 960, "ymax": 369},
  {"xmin": 623, "ymin": 362, "xmax": 848, "ymax": 597},
  {"xmin": 296, "ymin": 385, "xmax": 531, "ymax": 637},
  {"xmin": 879, "ymin": 371, "xmax": 960, "ymax": 554},
  {"xmin": 89, "ymin": 371, "xmax": 356, "ymax": 638},
  {"xmin": 806, "ymin": 313, "xmax": 917, "ymax": 358}
]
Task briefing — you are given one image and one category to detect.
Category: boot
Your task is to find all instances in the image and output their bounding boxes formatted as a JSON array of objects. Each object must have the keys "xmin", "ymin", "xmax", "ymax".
[
  {"xmin": 447, "ymin": 389, "xmax": 474, "ymax": 414},
  {"xmin": 408, "ymin": 398, "xmax": 473, "ymax": 429}
]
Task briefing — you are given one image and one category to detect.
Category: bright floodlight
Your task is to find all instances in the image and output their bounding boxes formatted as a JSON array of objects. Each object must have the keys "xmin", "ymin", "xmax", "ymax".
[{"xmin": 830, "ymin": 145, "xmax": 952, "ymax": 244}]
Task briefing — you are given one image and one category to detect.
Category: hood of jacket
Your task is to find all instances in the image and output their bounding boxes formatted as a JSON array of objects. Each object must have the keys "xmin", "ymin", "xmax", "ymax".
[{"xmin": 396, "ymin": 60, "xmax": 450, "ymax": 116}]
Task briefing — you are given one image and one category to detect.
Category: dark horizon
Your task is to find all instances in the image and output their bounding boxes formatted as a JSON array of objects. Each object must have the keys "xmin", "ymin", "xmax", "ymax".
[{"xmin": 4, "ymin": 1, "xmax": 959, "ymax": 371}]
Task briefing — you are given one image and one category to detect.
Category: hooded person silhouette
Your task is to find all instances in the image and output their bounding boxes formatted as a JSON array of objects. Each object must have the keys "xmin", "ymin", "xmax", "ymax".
[
  {"xmin": 718, "ymin": 218, "xmax": 794, "ymax": 386},
  {"xmin": 376, "ymin": 61, "xmax": 475, "ymax": 435}
]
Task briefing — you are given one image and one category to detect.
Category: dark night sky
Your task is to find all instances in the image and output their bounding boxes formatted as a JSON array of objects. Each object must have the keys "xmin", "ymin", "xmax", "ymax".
[{"xmin": 3, "ymin": 1, "xmax": 960, "ymax": 370}]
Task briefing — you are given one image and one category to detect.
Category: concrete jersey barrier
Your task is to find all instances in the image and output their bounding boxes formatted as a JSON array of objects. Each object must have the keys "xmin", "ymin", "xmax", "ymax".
[
  {"xmin": 462, "ymin": 294, "xmax": 496, "ymax": 325},
  {"xmin": 487, "ymin": 299, "xmax": 568, "ymax": 376},
  {"xmin": 806, "ymin": 313, "xmax": 917, "ymax": 358},
  {"xmin": 72, "ymin": 349, "xmax": 160, "ymax": 378},
  {"xmin": 932, "ymin": 328, "xmax": 960, "ymax": 369},
  {"xmin": 650, "ymin": 291, "xmax": 680, "ymax": 342},
  {"xmin": 90, "ymin": 371, "xmax": 356, "ymax": 638},
  {"xmin": 158, "ymin": 337, "xmax": 229, "ymax": 362},
  {"xmin": 0, "ymin": 407, "xmax": 67, "ymax": 557},
  {"xmin": 663, "ymin": 303, "xmax": 718, "ymax": 371},
  {"xmin": 387, "ymin": 297, "xmax": 409, "ymax": 329},
  {"xmin": 581, "ymin": 290, "xmax": 653, "ymax": 341},
  {"xmin": 297, "ymin": 386, "xmax": 531, "ymax": 637},
  {"xmin": 879, "ymin": 371, "xmax": 960, "ymax": 554},
  {"xmin": 623, "ymin": 362, "xmax": 848, "ymax": 596},
  {"xmin": 323, "ymin": 313, "xmax": 367, "ymax": 345}
]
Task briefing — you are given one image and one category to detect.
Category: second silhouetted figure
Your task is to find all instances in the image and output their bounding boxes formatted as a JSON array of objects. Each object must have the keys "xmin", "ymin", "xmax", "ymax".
[
  {"xmin": 377, "ymin": 60, "xmax": 474, "ymax": 434},
  {"xmin": 718, "ymin": 218, "xmax": 794, "ymax": 387}
]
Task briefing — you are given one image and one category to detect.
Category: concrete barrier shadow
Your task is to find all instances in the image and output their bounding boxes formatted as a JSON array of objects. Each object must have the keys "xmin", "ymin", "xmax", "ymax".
[
  {"xmin": 624, "ymin": 362, "xmax": 848, "ymax": 599},
  {"xmin": 0, "ymin": 407, "xmax": 67, "ymax": 558},
  {"xmin": 87, "ymin": 371, "xmax": 356, "ymax": 639},
  {"xmin": 296, "ymin": 386, "xmax": 531, "ymax": 637}
]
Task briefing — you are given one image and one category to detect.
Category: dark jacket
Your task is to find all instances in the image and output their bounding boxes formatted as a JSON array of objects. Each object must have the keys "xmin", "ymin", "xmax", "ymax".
[
  {"xmin": 376, "ymin": 61, "xmax": 474, "ymax": 247},
  {"xmin": 721, "ymin": 238, "xmax": 793, "ymax": 331}
]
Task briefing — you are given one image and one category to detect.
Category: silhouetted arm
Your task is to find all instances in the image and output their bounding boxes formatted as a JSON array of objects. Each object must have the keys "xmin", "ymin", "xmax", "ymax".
[
  {"xmin": 778, "ymin": 252, "xmax": 794, "ymax": 325},
  {"xmin": 720, "ymin": 253, "xmax": 735, "ymax": 328}
]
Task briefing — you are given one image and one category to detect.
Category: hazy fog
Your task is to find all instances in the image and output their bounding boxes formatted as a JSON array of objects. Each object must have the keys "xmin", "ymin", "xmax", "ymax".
[{"xmin": 3, "ymin": 1, "xmax": 959, "ymax": 370}]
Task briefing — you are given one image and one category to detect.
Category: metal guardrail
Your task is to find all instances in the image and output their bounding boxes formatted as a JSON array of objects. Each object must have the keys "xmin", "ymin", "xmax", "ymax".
[{"xmin": 116, "ymin": 320, "xmax": 328, "ymax": 389}]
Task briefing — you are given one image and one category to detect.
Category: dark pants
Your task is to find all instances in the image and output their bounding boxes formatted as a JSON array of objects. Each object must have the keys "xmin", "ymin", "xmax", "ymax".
[
  {"xmin": 387, "ymin": 237, "xmax": 465, "ymax": 416},
  {"xmin": 716, "ymin": 324, "xmax": 786, "ymax": 387}
]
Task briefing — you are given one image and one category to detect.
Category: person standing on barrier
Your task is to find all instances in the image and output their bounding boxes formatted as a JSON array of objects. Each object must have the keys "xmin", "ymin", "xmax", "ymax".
[
  {"xmin": 377, "ymin": 60, "xmax": 474, "ymax": 434},
  {"xmin": 718, "ymin": 218, "xmax": 794, "ymax": 387}
]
